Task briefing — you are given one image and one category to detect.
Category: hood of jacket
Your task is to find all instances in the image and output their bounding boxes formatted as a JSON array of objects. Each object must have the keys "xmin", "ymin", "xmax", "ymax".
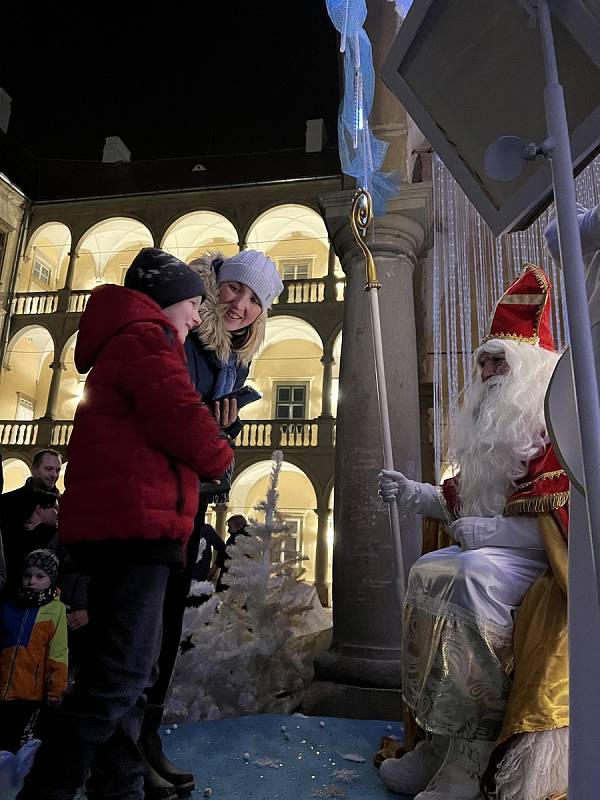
[
  {"xmin": 189, "ymin": 252, "xmax": 266, "ymax": 367},
  {"xmin": 75, "ymin": 284, "xmax": 177, "ymax": 373}
]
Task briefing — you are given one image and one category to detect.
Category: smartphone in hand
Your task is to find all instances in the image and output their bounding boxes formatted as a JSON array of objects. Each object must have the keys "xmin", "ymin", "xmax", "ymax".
[{"xmin": 214, "ymin": 385, "xmax": 262, "ymax": 410}]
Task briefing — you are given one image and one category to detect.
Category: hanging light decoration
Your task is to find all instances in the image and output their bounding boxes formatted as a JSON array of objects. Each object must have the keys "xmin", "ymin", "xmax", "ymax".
[{"xmin": 432, "ymin": 153, "xmax": 600, "ymax": 481}]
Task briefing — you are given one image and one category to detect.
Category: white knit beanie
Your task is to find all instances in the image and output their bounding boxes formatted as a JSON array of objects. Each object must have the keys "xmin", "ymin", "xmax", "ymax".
[{"xmin": 217, "ymin": 250, "xmax": 284, "ymax": 309}]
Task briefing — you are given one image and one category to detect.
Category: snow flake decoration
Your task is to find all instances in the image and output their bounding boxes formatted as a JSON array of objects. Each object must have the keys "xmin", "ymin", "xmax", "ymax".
[
  {"xmin": 165, "ymin": 451, "xmax": 332, "ymax": 722},
  {"xmin": 339, "ymin": 753, "xmax": 366, "ymax": 763},
  {"xmin": 312, "ymin": 786, "xmax": 346, "ymax": 798},
  {"xmin": 332, "ymin": 769, "xmax": 359, "ymax": 782},
  {"xmin": 254, "ymin": 758, "xmax": 283, "ymax": 769}
]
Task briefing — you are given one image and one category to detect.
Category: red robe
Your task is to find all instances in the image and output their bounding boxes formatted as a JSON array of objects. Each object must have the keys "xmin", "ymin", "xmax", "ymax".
[{"xmin": 441, "ymin": 444, "xmax": 570, "ymax": 538}]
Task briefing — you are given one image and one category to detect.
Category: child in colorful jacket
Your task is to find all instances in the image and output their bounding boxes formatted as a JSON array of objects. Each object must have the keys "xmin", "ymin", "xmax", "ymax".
[{"xmin": 0, "ymin": 549, "xmax": 67, "ymax": 753}]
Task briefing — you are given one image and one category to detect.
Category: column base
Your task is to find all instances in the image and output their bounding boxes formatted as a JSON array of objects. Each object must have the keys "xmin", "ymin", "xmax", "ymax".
[
  {"xmin": 314, "ymin": 648, "xmax": 402, "ymax": 690},
  {"xmin": 315, "ymin": 583, "xmax": 329, "ymax": 607},
  {"xmin": 301, "ymin": 679, "xmax": 404, "ymax": 721}
]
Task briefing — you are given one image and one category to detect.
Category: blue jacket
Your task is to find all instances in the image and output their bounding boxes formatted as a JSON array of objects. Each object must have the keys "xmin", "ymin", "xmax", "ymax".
[{"xmin": 184, "ymin": 337, "xmax": 249, "ymax": 439}]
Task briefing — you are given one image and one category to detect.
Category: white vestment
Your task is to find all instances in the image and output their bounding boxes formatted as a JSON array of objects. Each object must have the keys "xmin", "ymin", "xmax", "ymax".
[{"xmin": 401, "ymin": 485, "xmax": 548, "ymax": 741}]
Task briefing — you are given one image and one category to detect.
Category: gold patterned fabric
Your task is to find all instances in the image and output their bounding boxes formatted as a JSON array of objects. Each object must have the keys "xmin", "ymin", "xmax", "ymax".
[
  {"xmin": 380, "ymin": 514, "xmax": 569, "ymax": 782},
  {"xmin": 496, "ymin": 513, "xmax": 568, "ymax": 745}
]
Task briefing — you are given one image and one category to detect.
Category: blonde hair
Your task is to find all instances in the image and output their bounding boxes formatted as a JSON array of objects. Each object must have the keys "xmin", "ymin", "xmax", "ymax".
[{"xmin": 189, "ymin": 252, "xmax": 267, "ymax": 367}]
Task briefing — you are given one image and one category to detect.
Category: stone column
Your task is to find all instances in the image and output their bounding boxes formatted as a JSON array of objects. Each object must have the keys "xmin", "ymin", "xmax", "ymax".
[
  {"xmin": 365, "ymin": 0, "xmax": 431, "ymax": 183},
  {"xmin": 320, "ymin": 350, "xmax": 334, "ymax": 419},
  {"xmin": 303, "ymin": 185, "xmax": 431, "ymax": 718},
  {"xmin": 215, "ymin": 503, "xmax": 228, "ymax": 538},
  {"xmin": 314, "ymin": 503, "xmax": 331, "ymax": 607},
  {"xmin": 57, "ymin": 250, "xmax": 79, "ymax": 312},
  {"xmin": 365, "ymin": 0, "xmax": 408, "ymax": 178},
  {"xmin": 43, "ymin": 360, "xmax": 65, "ymax": 419},
  {"xmin": 323, "ymin": 244, "xmax": 338, "ymax": 303}
]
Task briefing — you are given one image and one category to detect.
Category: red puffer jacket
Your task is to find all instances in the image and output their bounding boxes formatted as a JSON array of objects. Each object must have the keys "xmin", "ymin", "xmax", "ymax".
[{"xmin": 59, "ymin": 285, "xmax": 233, "ymax": 549}]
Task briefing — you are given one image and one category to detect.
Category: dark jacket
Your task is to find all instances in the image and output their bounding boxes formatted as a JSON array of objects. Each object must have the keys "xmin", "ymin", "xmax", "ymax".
[
  {"xmin": 0, "ymin": 485, "xmax": 59, "ymax": 595},
  {"xmin": 184, "ymin": 337, "xmax": 249, "ymax": 439},
  {"xmin": 191, "ymin": 523, "xmax": 226, "ymax": 582},
  {"xmin": 58, "ymin": 284, "xmax": 233, "ymax": 559},
  {"xmin": 0, "ymin": 536, "xmax": 4, "ymax": 594}
]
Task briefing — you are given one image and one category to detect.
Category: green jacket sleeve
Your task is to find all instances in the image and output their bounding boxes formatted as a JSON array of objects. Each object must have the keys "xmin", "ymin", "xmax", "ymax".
[{"xmin": 46, "ymin": 601, "xmax": 68, "ymax": 701}]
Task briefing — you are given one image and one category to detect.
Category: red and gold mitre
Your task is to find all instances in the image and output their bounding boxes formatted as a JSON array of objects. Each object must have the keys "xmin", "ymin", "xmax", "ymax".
[{"xmin": 482, "ymin": 264, "xmax": 556, "ymax": 351}]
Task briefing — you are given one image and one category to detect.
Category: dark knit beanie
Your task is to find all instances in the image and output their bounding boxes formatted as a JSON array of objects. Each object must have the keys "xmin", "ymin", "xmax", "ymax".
[
  {"xmin": 23, "ymin": 549, "xmax": 59, "ymax": 586},
  {"xmin": 124, "ymin": 247, "xmax": 207, "ymax": 308}
]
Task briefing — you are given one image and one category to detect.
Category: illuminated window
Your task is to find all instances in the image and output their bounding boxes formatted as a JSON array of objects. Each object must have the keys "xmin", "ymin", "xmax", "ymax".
[
  {"xmin": 31, "ymin": 256, "xmax": 53, "ymax": 287},
  {"xmin": 278, "ymin": 258, "xmax": 312, "ymax": 280},
  {"xmin": 275, "ymin": 384, "xmax": 307, "ymax": 420},
  {"xmin": 15, "ymin": 393, "xmax": 34, "ymax": 421}
]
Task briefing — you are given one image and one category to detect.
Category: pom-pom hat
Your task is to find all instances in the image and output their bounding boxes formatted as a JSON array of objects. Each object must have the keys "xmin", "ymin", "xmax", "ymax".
[{"xmin": 216, "ymin": 250, "xmax": 284, "ymax": 309}]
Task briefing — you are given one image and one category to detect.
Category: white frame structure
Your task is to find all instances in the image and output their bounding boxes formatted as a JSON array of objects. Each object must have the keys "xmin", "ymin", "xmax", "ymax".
[{"xmin": 381, "ymin": 0, "xmax": 600, "ymax": 235}]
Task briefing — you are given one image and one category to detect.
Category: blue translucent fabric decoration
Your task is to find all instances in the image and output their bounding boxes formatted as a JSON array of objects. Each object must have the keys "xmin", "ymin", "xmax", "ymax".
[
  {"xmin": 325, "ymin": 0, "xmax": 404, "ymax": 215},
  {"xmin": 0, "ymin": 740, "xmax": 40, "ymax": 800},
  {"xmin": 393, "ymin": 0, "xmax": 414, "ymax": 16}
]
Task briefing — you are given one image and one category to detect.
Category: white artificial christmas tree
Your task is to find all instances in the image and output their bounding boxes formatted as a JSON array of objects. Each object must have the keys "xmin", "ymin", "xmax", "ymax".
[{"xmin": 166, "ymin": 450, "xmax": 331, "ymax": 722}]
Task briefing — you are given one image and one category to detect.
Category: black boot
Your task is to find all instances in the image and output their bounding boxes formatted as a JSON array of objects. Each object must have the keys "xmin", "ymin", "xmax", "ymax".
[
  {"xmin": 141, "ymin": 748, "xmax": 179, "ymax": 800},
  {"xmin": 141, "ymin": 704, "xmax": 195, "ymax": 798},
  {"xmin": 86, "ymin": 743, "xmax": 179, "ymax": 800}
]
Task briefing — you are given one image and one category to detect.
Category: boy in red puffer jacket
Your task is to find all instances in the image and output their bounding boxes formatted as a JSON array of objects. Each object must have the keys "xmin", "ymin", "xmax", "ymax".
[{"xmin": 18, "ymin": 248, "xmax": 233, "ymax": 800}]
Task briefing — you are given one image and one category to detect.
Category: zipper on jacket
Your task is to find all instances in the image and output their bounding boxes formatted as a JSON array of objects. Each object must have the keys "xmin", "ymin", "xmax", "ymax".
[{"xmin": 2, "ymin": 608, "xmax": 30, "ymax": 700}]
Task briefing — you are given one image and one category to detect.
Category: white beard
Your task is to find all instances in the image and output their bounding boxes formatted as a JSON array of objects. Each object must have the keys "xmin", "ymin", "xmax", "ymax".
[{"xmin": 450, "ymin": 349, "xmax": 555, "ymax": 518}]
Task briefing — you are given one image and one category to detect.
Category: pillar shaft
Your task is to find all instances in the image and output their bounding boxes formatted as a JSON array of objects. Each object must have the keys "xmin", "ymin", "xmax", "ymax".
[
  {"xmin": 57, "ymin": 250, "xmax": 79, "ymax": 313},
  {"xmin": 320, "ymin": 351, "xmax": 334, "ymax": 418},
  {"xmin": 44, "ymin": 361, "xmax": 65, "ymax": 420},
  {"xmin": 215, "ymin": 503, "xmax": 228, "ymax": 538},
  {"xmin": 63, "ymin": 250, "xmax": 79, "ymax": 290},
  {"xmin": 315, "ymin": 187, "xmax": 431, "ymax": 689},
  {"xmin": 323, "ymin": 243, "xmax": 338, "ymax": 302},
  {"xmin": 314, "ymin": 505, "xmax": 331, "ymax": 606}
]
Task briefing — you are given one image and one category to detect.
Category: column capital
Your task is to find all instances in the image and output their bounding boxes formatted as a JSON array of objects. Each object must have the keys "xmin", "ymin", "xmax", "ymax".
[
  {"xmin": 320, "ymin": 352, "xmax": 335, "ymax": 366},
  {"xmin": 49, "ymin": 361, "xmax": 66, "ymax": 372},
  {"xmin": 318, "ymin": 184, "xmax": 433, "ymax": 274},
  {"xmin": 314, "ymin": 505, "xmax": 332, "ymax": 518}
]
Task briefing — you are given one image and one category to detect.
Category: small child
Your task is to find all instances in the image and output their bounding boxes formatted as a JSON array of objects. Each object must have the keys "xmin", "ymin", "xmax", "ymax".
[{"xmin": 0, "ymin": 549, "xmax": 68, "ymax": 753}]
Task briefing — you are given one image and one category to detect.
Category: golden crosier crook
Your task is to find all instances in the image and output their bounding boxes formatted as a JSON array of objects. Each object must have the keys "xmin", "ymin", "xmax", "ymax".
[{"xmin": 351, "ymin": 189, "xmax": 382, "ymax": 291}]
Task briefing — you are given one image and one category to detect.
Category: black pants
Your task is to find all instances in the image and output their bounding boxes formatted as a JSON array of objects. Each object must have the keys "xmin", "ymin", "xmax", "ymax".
[
  {"xmin": 17, "ymin": 563, "xmax": 169, "ymax": 800},
  {"xmin": 0, "ymin": 700, "xmax": 39, "ymax": 753},
  {"xmin": 145, "ymin": 503, "xmax": 206, "ymax": 706}
]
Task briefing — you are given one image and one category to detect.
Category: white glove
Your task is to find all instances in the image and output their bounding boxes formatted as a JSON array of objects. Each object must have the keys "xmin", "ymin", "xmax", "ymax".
[
  {"xmin": 378, "ymin": 469, "xmax": 416, "ymax": 503},
  {"xmin": 378, "ymin": 470, "xmax": 445, "ymax": 519},
  {"xmin": 450, "ymin": 515, "xmax": 544, "ymax": 550}
]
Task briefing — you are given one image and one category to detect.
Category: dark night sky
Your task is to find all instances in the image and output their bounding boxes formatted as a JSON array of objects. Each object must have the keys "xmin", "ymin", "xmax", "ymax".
[{"xmin": 1, "ymin": 3, "xmax": 340, "ymax": 162}]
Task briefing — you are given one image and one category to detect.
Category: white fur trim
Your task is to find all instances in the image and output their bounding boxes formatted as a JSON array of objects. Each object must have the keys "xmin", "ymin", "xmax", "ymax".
[{"xmin": 495, "ymin": 729, "xmax": 568, "ymax": 800}]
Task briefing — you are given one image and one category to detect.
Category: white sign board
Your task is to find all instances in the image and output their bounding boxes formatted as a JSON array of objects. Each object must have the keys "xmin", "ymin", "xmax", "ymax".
[{"xmin": 382, "ymin": 0, "xmax": 600, "ymax": 235}]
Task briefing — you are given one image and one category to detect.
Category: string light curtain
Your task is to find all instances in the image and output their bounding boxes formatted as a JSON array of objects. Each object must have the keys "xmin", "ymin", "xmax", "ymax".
[{"xmin": 432, "ymin": 154, "xmax": 600, "ymax": 481}]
